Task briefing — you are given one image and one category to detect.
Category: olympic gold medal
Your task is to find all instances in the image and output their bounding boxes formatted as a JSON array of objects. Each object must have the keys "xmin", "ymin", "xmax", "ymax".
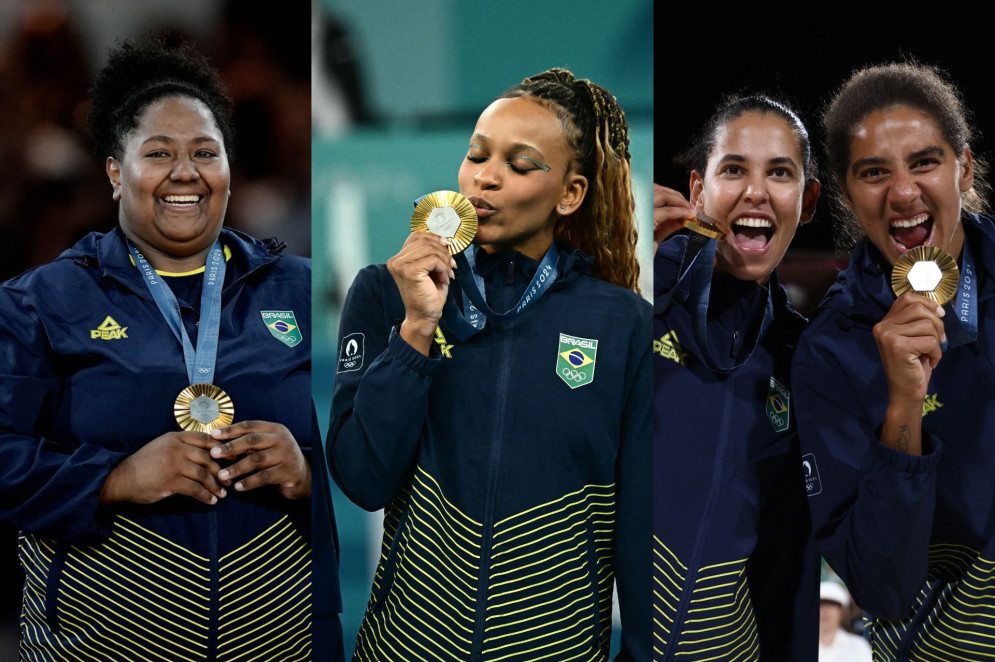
[
  {"xmin": 891, "ymin": 245, "xmax": 960, "ymax": 305},
  {"xmin": 174, "ymin": 383, "xmax": 234, "ymax": 433},
  {"xmin": 682, "ymin": 210, "xmax": 728, "ymax": 240},
  {"xmin": 411, "ymin": 190, "xmax": 478, "ymax": 254}
]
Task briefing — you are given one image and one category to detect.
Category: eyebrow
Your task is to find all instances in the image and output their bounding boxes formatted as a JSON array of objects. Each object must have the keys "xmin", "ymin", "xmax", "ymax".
[
  {"xmin": 850, "ymin": 145, "xmax": 946, "ymax": 175},
  {"xmin": 716, "ymin": 154, "xmax": 799, "ymax": 169},
  {"xmin": 470, "ymin": 133, "xmax": 546, "ymax": 160},
  {"xmin": 141, "ymin": 135, "xmax": 221, "ymax": 146}
]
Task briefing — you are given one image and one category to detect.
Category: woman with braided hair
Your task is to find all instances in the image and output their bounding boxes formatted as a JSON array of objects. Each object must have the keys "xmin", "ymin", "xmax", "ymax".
[{"xmin": 324, "ymin": 68, "xmax": 650, "ymax": 660}]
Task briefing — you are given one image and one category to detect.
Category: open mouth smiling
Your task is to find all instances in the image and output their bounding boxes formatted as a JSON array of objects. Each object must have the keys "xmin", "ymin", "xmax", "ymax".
[
  {"xmin": 890, "ymin": 212, "xmax": 933, "ymax": 252},
  {"xmin": 161, "ymin": 194, "xmax": 204, "ymax": 207},
  {"xmin": 731, "ymin": 216, "xmax": 774, "ymax": 251}
]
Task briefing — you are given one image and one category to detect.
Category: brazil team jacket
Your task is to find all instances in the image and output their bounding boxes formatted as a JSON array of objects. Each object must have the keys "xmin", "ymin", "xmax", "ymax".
[
  {"xmin": 327, "ymin": 241, "xmax": 652, "ymax": 661},
  {"xmin": 653, "ymin": 232, "xmax": 819, "ymax": 662},
  {"xmin": 792, "ymin": 212, "xmax": 995, "ymax": 661},
  {"xmin": 0, "ymin": 226, "xmax": 336, "ymax": 662}
]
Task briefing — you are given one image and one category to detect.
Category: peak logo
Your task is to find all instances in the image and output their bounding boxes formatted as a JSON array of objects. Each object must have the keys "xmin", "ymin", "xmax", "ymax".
[
  {"xmin": 653, "ymin": 330, "xmax": 686, "ymax": 366},
  {"xmin": 90, "ymin": 316, "xmax": 128, "ymax": 340}
]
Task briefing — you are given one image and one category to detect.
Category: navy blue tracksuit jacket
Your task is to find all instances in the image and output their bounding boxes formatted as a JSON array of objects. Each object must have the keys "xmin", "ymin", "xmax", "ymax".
[
  {"xmin": 654, "ymin": 231, "xmax": 819, "ymax": 661},
  {"xmin": 793, "ymin": 212, "xmax": 995, "ymax": 661},
  {"xmin": 327, "ymin": 242, "xmax": 652, "ymax": 661},
  {"xmin": 0, "ymin": 227, "xmax": 339, "ymax": 661}
]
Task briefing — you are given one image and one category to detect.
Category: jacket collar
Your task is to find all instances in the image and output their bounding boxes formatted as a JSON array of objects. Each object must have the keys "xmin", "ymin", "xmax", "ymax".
[
  {"xmin": 56, "ymin": 226, "xmax": 285, "ymax": 299},
  {"xmin": 467, "ymin": 239, "xmax": 593, "ymax": 291}
]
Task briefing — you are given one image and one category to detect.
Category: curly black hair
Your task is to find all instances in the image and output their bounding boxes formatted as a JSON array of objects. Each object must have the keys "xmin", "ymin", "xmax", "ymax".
[{"xmin": 87, "ymin": 34, "xmax": 235, "ymax": 160}]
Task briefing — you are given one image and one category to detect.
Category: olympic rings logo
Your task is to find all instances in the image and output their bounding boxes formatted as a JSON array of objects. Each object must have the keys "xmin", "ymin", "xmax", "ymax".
[{"xmin": 561, "ymin": 367, "xmax": 586, "ymax": 382}]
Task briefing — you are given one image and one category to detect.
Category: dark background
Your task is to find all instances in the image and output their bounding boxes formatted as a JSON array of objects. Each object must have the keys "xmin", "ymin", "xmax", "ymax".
[{"xmin": 654, "ymin": 15, "xmax": 995, "ymax": 316}]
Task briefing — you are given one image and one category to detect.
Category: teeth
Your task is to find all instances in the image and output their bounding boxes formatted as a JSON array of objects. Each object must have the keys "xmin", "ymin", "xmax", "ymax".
[
  {"xmin": 162, "ymin": 195, "xmax": 201, "ymax": 203},
  {"xmin": 733, "ymin": 217, "xmax": 772, "ymax": 228},
  {"xmin": 890, "ymin": 213, "xmax": 929, "ymax": 228}
]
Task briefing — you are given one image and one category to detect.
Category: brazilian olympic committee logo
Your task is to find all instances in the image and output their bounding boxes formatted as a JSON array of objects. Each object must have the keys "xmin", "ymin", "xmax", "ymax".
[
  {"xmin": 556, "ymin": 333, "xmax": 597, "ymax": 389},
  {"xmin": 766, "ymin": 376, "xmax": 790, "ymax": 433},
  {"xmin": 261, "ymin": 310, "xmax": 303, "ymax": 347}
]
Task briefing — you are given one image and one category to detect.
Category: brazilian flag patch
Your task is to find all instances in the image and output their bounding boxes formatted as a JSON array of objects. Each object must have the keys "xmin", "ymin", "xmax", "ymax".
[
  {"xmin": 556, "ymin": 333, "xmax": 597, "ymax": 389},
  {"xmin": 261, "ymin": 310, "xmax": 303, "ymax": 347}
]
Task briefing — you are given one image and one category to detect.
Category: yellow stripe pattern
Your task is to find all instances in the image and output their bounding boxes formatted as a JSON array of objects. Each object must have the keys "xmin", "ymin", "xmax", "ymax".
[
  {"xmin": 354, "ymin": 466, "xmax": 615, "ymax": 661},
  {"xmin": 653, "ymin": 536, "xmax": 759, "ymax": 661},
  {"xmin": 866, "ymin": 543, "xmax": 995, "ymax": 661},
  {"xmin": 18, "ymin": 514, "xmax": 310, "ymax": 661}
]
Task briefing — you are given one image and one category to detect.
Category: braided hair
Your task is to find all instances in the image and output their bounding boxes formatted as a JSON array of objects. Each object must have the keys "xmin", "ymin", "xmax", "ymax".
[
  {"xmin": 87, "ymin": 34, "xmax": 235, "ymax": 161},
  {"xmin": 500, "ymin": 68, "xmax": 639, "ymax": 293}
]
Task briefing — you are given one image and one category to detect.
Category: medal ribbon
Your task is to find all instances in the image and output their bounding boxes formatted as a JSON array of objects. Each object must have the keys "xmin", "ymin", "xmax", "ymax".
[
  {"xmin": 947, "ymin": 238, "xmax": 979, "ymax": 348},
  {"xmin": 655, "ymin": 232, "xmax": 773, "ymax": 374},
  {"xmin": 128, "ymin": 239, "xmax": 226, "ymax": 385},
  {"xmin": 441, "ymin": 243, "xmax": 559, "ymax": 340}
]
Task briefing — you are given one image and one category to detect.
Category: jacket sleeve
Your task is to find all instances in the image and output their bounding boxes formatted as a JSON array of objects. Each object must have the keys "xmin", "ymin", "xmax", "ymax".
[
  {"xmin": 792, "ymin": 332, "xmax": 939, "ymax": 620},
  {"xmin": 326, "ymin": 265, "xmax": 440, "ymax": 512},
  {"xmin": 0, "ymin": 285, "xmax": 128, "ymax": 543},
  {"xmin": 613, "ymin": 301, "xmax": 653, "ymax": 662}
]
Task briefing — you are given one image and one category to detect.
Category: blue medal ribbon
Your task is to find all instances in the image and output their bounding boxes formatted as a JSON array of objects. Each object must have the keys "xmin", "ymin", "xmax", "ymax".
[
  {"xmin": 655, "ymin": 231, "xmax": 773, "ymax": 374},
  {"xmin": 442, "ymin": 243, "xmax": 559, "ymax": 340},
  {"xmin": 946, "ymin": 238, "xmax": 979, "ymax": 348},
  {"xmin": 127, "ymin": 239, "xmax": 226, "ymax": 385}
]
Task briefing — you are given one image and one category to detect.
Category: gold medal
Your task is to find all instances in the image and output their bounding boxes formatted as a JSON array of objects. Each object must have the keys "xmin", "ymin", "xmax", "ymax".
[
  {"xmin": 411, "ymin": 190, "xmax": 478, "ymax": 254},
  {"xmin": 174, "ymin": 383, "xmax": 234, "ymax": 433},
  {"xmin": 682, "ymin": 210, "xmax": 728, "ymax": 240},
  {"xmin": 891, "ymin": 245, "xmax": 960, "ymax": 305}
]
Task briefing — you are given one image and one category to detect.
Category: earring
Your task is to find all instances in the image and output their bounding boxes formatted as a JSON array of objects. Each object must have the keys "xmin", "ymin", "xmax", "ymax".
[{"xmin": 560, "ymin": 206, "xmax": 566, "ymax": 212}]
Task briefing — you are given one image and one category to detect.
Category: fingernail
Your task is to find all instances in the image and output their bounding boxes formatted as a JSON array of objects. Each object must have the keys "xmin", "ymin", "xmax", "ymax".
[
  {"xmin": 937, "ymin": 306, "xmax": 945, "ymax": 317},
  {"xmin": 235, "ymin": 482, "xmax": 244, "ymax": 491},
  {"xmin": 219, "ymin": 469, "xmax": 229, "ymax": 480},
  {"xmin": 219, "ymin": 488, "xmax": 227, "ymax": 498},
  {"xmin": 211, "ymin": 447, "xmax": 223, "ymax": 457},
  {"xmin": 210, "ymin": 496, "xmax": 218, "ymax": 505},
  {"xmin": 210, "ymin": 429, "xmax": 222, "ymax": 437}
]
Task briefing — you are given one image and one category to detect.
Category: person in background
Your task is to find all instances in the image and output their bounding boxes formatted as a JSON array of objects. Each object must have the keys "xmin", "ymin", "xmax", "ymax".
[{"xmin": 819, "ymin": 581, "xmax": 872, "ymax": 661}]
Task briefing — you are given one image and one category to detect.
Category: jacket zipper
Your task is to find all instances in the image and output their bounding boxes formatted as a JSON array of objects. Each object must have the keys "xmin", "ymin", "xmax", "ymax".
[
  {"xmin": 663, "ymin": 374, "xmax": 737, "ymax": 662},
  {"xmin": 470, "ymin": 322, "xmax": 514, "ymax": 661},
  {"xmin": 208, "ymin": 508, "xmax": 219, "ymax": 661}
]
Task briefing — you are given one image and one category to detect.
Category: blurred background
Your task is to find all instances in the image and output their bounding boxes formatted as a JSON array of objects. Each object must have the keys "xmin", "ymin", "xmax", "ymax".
[
  {"xmin": 311, "ymin": 0, "xmax": 652, "ymax": 657},
  {"xmin": 0, "ymin": 1, "xmax": 309, "ymax": 658}
]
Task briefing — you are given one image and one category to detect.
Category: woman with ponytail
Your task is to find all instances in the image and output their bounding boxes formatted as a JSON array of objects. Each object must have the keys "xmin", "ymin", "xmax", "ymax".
[{"xmin": 324, "ymin": 68, "xmax": 650, "ymax": 661}]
